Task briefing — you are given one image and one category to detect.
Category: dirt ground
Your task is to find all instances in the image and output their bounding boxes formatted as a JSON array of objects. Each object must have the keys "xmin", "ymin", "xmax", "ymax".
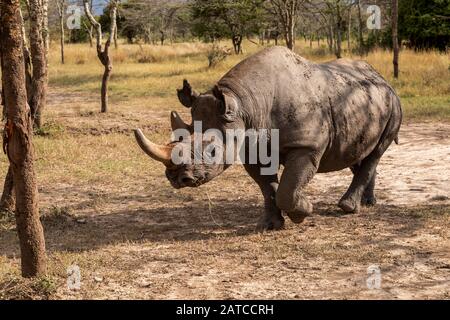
[{"xmin": 0, "ymin": 88, "xmax": 449, "ymax": 300}]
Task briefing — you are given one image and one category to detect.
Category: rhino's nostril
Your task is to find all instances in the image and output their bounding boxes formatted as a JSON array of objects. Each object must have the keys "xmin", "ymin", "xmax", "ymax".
[{"xmin": 179, "ymin": 174, "xmax": 196, "ymax": 186}]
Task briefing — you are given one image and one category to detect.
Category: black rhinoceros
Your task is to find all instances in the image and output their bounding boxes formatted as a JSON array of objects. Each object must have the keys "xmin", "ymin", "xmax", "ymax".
[{"xmin": 134, "ymin": 46, "xmax": 402, "ymax": 231}]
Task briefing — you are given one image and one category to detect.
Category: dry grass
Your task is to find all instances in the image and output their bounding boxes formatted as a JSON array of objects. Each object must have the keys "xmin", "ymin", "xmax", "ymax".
[
  {"xmin": 48, "ymin": 40, "xmax": 450, "ymax": 121},
  {"xmin": 0, "ymin": 39, "xmax": 449, "ymax": 299}
]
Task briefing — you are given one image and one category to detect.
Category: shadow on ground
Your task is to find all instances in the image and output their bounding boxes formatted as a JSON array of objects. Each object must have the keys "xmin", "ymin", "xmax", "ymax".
[{"xmin": 1, "ymin": 189, "xmax": 448, "ymax": 258}]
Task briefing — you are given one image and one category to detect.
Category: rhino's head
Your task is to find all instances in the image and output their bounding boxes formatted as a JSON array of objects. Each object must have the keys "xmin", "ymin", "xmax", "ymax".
[{"xmin": 134, "ymin": 80, "xmax": 240, "ymax": 189}]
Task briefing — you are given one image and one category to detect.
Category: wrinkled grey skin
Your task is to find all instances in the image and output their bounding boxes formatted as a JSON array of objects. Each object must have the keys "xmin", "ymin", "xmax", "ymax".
[{"xmin": 144, "ymin": 46, "xmax": 402, "ymax": 231}]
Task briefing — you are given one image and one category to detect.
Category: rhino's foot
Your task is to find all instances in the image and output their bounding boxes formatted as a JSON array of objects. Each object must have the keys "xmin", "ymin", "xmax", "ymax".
[
  {"xmin": 361, "ymin": 195, "xmax": 377, "ymax": 207},
  {"xmin": 286, "ymin": 211, "xmax": 310, "ymax": 224},
  {"xmin": 276, "ymin": 190, "xmax": 313, "ymax": 224},
  {"xmin": 256, "ymin": 215, "xmax": 285, "ymax": 232},
  {"xmin": 338, "ymin": 197, "xmax": 361, "ymax": 214},
  {"xmin": 283, "ymin": 198, "xmax": 313, "ymax": 224}
]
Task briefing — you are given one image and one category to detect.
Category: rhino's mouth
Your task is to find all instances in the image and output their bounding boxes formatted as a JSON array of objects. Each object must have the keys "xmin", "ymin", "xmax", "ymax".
[{"xmin": 166, "ymin": 169, "xmax": 206, "ymax": 189}]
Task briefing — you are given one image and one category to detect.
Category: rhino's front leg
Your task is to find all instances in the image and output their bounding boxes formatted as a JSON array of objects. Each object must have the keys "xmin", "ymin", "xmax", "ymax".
[
  {"xmin": 244, "ymin": 164, "xmax": 284, "ymax": 231},
  {"xmin": 276, "ymin": 149, "xmax": 322, "ymax": 224}
]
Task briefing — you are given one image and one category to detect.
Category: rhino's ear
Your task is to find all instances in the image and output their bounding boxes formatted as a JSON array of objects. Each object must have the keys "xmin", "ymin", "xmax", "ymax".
[
  {"xmin": 177, "ymin": 79, "xmax": 198, "ymax": 108},
  {"xmin": 213, "ymin": 85, "xmax": 235, "ymax": 122},
  {"xmin": 212, "ymin": 85, "xmax": 226, "ymax": 114}
]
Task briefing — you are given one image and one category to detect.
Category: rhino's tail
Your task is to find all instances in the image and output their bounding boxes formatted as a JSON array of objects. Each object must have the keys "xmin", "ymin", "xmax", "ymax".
[{"xmin": 394, "ymin": 136, "xmax": 399, "ymax": 145}]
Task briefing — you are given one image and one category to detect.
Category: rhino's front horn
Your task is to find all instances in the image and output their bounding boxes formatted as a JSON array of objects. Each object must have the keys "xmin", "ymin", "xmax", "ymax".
[
  {"xmin": 170, "ymin": 111, "xmax": 190, "ymax": 131},
  {"xmin": 134, "ymin": 129, "xmax": 173, "ymax": 166}
]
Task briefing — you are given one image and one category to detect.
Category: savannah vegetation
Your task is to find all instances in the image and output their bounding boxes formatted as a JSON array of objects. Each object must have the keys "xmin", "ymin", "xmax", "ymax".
[{"xmin": 0, "ymin": 0, "xmax": 449, "ymax": 299}]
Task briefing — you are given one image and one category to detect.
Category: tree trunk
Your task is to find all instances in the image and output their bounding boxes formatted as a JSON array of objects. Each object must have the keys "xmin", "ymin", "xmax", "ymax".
[
  {"xmin": 392, "ymin": 0, "xmax": 399, "ymax": 78},
  {"xmin": 357, "ymin": 0, "xmax": 365, "ymax": 56},
  {"xmin": 347, "ymin": 6, "xmax": 352, "ymax": 52},
  {"xmin": 42, "ymin": 0, "xmax": 49, "ymax": 55},
  {"xmin": 0, "ymin": 167, "xmax": 15, "ymax": 213},
  {"xmin": 232, "ymin": 35, "xmax": 243, "ymax": 54},
  {"xmin": 101, "ymin": 58, "xmax": 112, "ymax": 113},
  {"xmin": 114, "ymin": 24, "xmax": 118, "ymax": 49},
  {"xmin": 83, "ymin": 0, "xmax": 117, "ymax": 113},
  {"xmin": 328, "ymin": 22, "xmax": 334, "ymax": 54},
  {"xmin": 60, "ymin": 20, "xmax": 65, "ymax": 64},
  {"xmin": 28, "ymin": 0, "xmax": 48, "ymax": 129},
  {"xmin": 0, "ymin": 0, "xmax": 47, "ymax": 277},
  {"xmin": 89, "ymin": 26, "xmax": 94, "ymax": 47},
  {"xmin": 335, "ymin": 5, "xmax": 342, "ymax": 59},
  {"xmin": 57, "ymin": 0, "xmax": 65, "ymax": 64},
  {"xmin": 160, "ymin": 30, "xmax": 165, "ymax": 45},
  {"xmin": 19, "ymin": 8, "xmax": 33, "ymax": 101}
]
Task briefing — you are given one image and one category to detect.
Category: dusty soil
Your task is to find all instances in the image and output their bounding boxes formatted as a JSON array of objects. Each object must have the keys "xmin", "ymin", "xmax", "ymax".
[{"xmin": 0, "ymin": 89, "xmax": 449, "ymax": 300}]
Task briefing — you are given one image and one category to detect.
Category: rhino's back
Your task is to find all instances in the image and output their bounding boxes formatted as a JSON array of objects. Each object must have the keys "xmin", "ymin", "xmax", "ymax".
[
  {"xmin": 317, "ymin": 59, "xmax": 397, "ymax": 171},
  {"xmin": 219, "ymin": 47, "xmax": 399, "ymax": 171}
]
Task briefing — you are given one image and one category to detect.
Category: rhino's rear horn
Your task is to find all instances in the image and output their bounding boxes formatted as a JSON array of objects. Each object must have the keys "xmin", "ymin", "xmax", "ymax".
[
  {"xmin": 171, "ymin": 111, "xmax": 190, "ymax": 131},
  {"xmin": 134, "ymin": 129, "xmax": 173, "ymax": 166}
]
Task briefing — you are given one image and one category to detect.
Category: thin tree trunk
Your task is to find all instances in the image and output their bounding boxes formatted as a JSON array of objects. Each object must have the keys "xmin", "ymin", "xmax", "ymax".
[
  {"xmin": 114, "ymin": 23, "xmax": 118, "ymax": 49},
  {"xmin": 0, "ymin": 167, "xmax": 15, "ymax": 213},
  {"xmin": 0, "ymin": 41, "xmax": 15, "ymax": 212},
  {"xmin": 335, "ymin": 5, "xmax": 342, "ymax": 59},
  {"xmin": 357, "ymin": 0, "xmax": 365, "ymax": 56},
  {"xmin": 83, "ymin": 0, "xmax": 117, "ymax": 113},
  {"xmin": 89, "ymin": 26, "xmax": 94, "ymax": 47},
  {"xmin": 392, "ymin": 0, "xmax": 399, "ymax": 78},
  {"xmin": 60, "ymin": 20, "xmax": 64, "ymax": 64},
  {"xmin": 28, "ymin": 0, "xmax": 48, "ymax": 129},
  {"xmin": 0, "ymin": 0, "xmax": 47, "ymax": 277},
  {"xmin": 348, "ymin": 6, "xmax": 352, "ymax": 52},
  {"xmin": 160, "ymin": 30, "xmax": 165, "ymax": 45},
  {"xmin": 19, "ymin": 8, "xmax": 33, "ymax": 100},
  {"xmin": 288, "ymin": 22, "xmax": 295, "ymax": 50},
  {"xmin": 89, "ymin": 0, "xmax": 93, "ymax": 47},
  {"xmin": 328, "ymin": 22, "xmax": 334, "ymax": 53},
  {"xmin": 101, "ymin": 62, "xmax": 112, "ymax": 113},
  {"xmin": 57, "ymin": 0, "xmax": 65, "ymax": 64},
  {"xmin": 232, "ymin": 35, "xmax": 243, "ymax": 54},
  {"xmin": 42, "ymin": 0, "xmax": 49, "ymax": 55}
]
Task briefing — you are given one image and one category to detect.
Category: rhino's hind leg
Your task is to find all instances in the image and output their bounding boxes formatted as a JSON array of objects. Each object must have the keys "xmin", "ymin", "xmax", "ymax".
[
  {"xmin": 339, "ymin": 156, "xmax": 380, "ymax": 213},
  {"xmin": 350, "ymin": 165, "xmax": 377, "ymax": 206},
  {"xmin": 244, "ymin": 164, "xmax": 284, "ymax": 231},
  {"xmin": 339, "ymin": 105, "xmax": 401, "ymax": 213},
  {"xmin": 276, "ymin": 149, "xmax": 321, "ymax": 224}
]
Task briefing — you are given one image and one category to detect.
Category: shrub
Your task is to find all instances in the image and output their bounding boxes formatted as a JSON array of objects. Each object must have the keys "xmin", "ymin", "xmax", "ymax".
[{"xmin": 207, "ymin": 44, "xmax": 231, "ymax": 68}]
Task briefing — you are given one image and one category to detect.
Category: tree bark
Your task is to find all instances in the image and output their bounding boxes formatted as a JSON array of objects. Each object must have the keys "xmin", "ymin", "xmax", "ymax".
[
  {"xmin": 232, "ymin": 35, "xmax": 243, "ymax": 54},
  {"xmin": 392, "ymin": 0, "xmax": 399, "ymax": 78},
  {"xmin": 357, "ymin": 0, "xmax": 365, "ymax": 56},
  {"xmin": 327, "ymin": 23, "xmax": 334, "ymax": 53},
  {"xmin": 101, "ymin": 57, "xmax": 112, "ymax": 113},
  {"xmin": 0, "ymin": 167, "xmax": 15, "ymax": 213},
  {"xmin": 42, "ymin": 0, "xmax": 49, "ymax": 55},
  {"xmin": 114, "ymin": 22, "xmax": 118, "ymax": 49},
  {"xmin": 160, "ymin": 30, "xmax": 165, "ymax": 45},
  {"xmin": 88, "ymin": 0, "xmax": 94, "ymax": 47},
  {"xmin": 0, "ymin": 0, "xmax": 47, "ymax": 278},
  {"xmin": 83, "ymin": 0, "xmax": 117, "ymax": 113},
  {"xmin": 347, "ymin": 6, "xmax": 352, "ymax": 52},
  {"xmin": 28, "ymin": 0, "xmax": 48, "ymax": 129},
  {"xmin": 0, "ymin": 42, "xmax": 14, "ymax": 214},
  {"xmin": 57, "ymin": 0, "xmax": 65, "ymax": 64},
  {"xmin": 335, "ymin": 4, "xmax": 342, "ymax": 59}
]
